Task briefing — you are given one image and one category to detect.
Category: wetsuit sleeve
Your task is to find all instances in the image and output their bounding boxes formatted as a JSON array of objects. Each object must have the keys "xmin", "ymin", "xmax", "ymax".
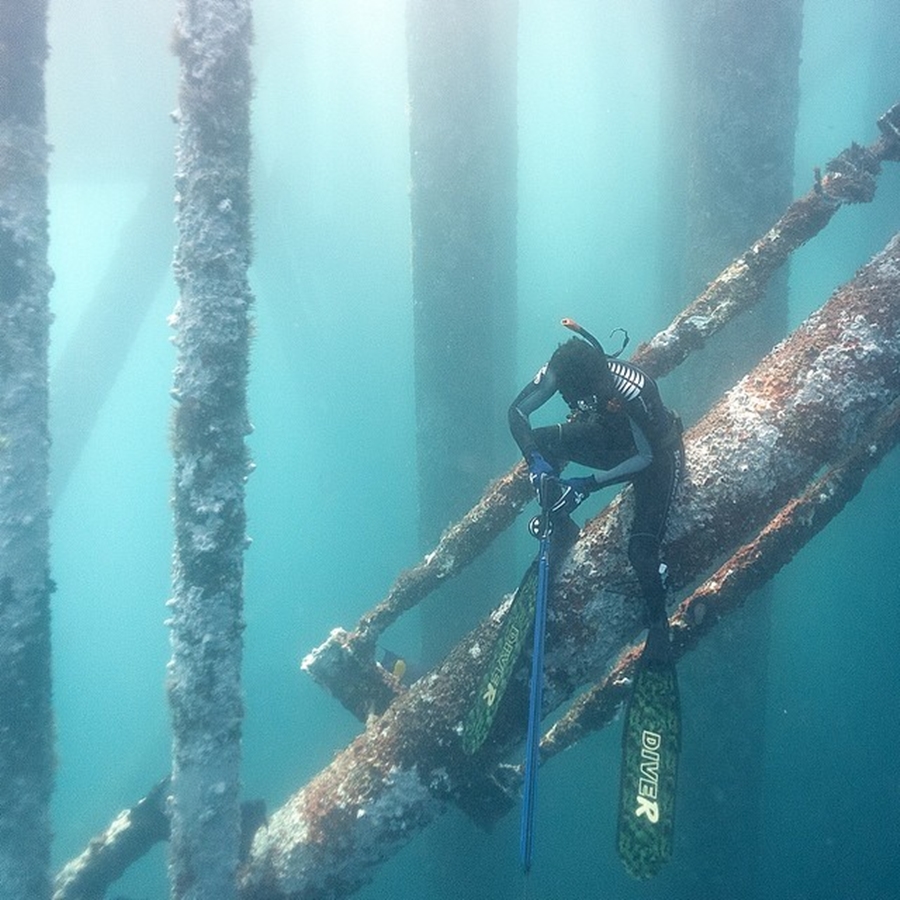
[{"xmin": 508, "ymin": 364, "xmax": 558, "ymax": 460}]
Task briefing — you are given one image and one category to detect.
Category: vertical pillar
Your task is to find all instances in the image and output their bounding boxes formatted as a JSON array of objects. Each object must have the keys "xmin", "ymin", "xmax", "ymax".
[
  {"xmin": 167, "ymin": 1, "xmax": 254, "ymax": 898},
  {"xmin": 660, "ymin": 1, "xmax": 802, "ymax": 896},
  {"xmin": 406, "ymin": 3, "xmax": 518, "ymax": 895},
  {"xmin": 407, "ymin": 0, "xmax": 519, "ymax": 661},
  {"xmin": 0, "ymin": 2, "xmax": 55, "ymax": 898},
  {"xmin": 666, "ymin": 0, "xmax": 802, "ymax": 399}
]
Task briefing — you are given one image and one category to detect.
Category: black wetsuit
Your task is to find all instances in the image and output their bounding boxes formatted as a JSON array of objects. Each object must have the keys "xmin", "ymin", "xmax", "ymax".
[{"xmin": 509, "ymin": 355, "xmax": 683, "ymax": 628}]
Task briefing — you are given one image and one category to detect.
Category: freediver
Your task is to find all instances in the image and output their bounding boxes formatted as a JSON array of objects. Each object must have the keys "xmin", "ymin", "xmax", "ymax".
[{"xmin": 508, "ymin": 318, "xmax": 684, "ymax": 660}]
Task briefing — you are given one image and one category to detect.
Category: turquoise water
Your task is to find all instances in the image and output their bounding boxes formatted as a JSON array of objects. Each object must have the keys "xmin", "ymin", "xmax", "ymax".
[{"xmin": 44, "ymin": 2, "xmax": 898, "ymax": 898}]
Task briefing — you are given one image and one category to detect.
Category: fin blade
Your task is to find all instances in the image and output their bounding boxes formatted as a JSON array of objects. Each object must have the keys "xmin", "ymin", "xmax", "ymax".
[
  {"xmin": 616, "ymin": 656, "xmax": 681, "ymax": 879},
  {"xmin": 460, "ymin": 561, "xmax": 538, "ymax": 755}
]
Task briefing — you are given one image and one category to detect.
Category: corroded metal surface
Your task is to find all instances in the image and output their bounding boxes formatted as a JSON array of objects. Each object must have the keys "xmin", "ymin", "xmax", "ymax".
[
  {"xmin": 53, "ymin": 779, "xmax": 171, "ymax": 900},
  {"xmin": 631, "ymin": 127, "xmax": 898, "ymax": 380},
  {"xmin": 52, "ymin": 777, "xmax": 267, "ymax": 900}
]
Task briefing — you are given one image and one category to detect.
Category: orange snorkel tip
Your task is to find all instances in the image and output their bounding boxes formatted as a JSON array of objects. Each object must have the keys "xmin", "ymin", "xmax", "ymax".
[
  {"xmin": 561, "ymin": 317, "xmax": 604, "ymax": 353},
  {"xmin": 561, "ymin": 316, "xmax": 629, "ymax": 358}
]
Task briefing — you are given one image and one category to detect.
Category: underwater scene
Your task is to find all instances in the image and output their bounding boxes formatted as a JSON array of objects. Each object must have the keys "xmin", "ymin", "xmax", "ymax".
[{"xmin": 7, "ymin": 0, "xmax": 899, "ymax": 898}]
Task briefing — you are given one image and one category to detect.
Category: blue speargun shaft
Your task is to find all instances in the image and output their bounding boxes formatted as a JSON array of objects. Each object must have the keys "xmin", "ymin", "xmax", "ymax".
[{"xmin": 519, "ymin": 511, "xmax": 552, "ymax": 872}]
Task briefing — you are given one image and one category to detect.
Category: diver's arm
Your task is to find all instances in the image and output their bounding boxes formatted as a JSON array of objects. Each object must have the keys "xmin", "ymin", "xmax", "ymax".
[{"xmin": 508, "ymin": 364, "xmax": 559, "ymax": 460}]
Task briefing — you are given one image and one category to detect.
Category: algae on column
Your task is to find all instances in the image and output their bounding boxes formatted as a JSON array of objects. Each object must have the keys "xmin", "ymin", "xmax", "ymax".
[
  {"xmin": 167, "ymin": 1, "xmax": 255, "ymax": 898},
  {"xmin": 0, "ymin": 2, "xmax": 55, "ymax": 898}
]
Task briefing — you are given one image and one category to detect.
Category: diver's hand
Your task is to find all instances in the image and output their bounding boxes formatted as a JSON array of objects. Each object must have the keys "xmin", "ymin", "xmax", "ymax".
[
  {"xmin": 534, "ymin": 474, "xmax": 589, "ymax": 515},
  {"xmin": 553, "ymin": 476, "xmax": 595, "ymax": 515},
  {"xmin": 541, "ymin": 476, "xmax": 595, "ymax": 517},
  {"xmin": 561, "ymin": 475, "xmax": 596, "ymax": 499},
  {"xmin": 527, "ymin": 451, "xmax": 555, "ymax": 489}
]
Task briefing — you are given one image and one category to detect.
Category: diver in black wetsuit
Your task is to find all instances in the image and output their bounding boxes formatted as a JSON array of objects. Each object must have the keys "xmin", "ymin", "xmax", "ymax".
[{"xmin": 509, "ymin": 318, "xmax": 684, "ymax": 659}]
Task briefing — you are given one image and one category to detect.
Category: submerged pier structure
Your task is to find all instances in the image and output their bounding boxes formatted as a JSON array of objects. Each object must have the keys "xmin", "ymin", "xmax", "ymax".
[
  {"xmin": 0, "ymin": 2, "xmax": 55, "ymax": 898},
  {"xmin": 44, "ymin": 8, "xmax": 900, "ymax": 889},
  {"xmin": 166, "ymin": 0, "xmax": 255, "ymax": 898}
]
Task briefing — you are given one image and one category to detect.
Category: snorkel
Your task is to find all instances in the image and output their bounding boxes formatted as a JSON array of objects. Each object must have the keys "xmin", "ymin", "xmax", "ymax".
[
  {"xmin": 561, "ymin": 317, "xmax": 605, "ymax": 353},
  {"xmin": 561, "ymin": 317, "xmax": 630, "ymax": 358}
]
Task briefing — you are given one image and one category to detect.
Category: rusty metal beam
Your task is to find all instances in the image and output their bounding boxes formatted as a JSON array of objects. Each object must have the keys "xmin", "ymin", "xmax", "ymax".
[
  {"xmin": 52, "ymin": 777, "xmax": 267, "ymax": 900},
  {"xmin": 632, "ymin": 125, "xmax": 899, "ymax": 380}
]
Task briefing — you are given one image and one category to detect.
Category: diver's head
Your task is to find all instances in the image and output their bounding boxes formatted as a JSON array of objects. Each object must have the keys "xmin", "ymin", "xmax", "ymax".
[{"xmin": 550, "ymin": 334, "xmax": 613, "ymax": 408}]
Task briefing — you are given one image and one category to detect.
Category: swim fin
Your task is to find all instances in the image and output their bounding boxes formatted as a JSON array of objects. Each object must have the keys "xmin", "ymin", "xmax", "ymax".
[
  {"xmin": 616, "ymin": 641, "xmax": 680, "ymax": 879},
  {"xmin": 461, "ymin": 559, "xmax": 538, "ymax": 756}
]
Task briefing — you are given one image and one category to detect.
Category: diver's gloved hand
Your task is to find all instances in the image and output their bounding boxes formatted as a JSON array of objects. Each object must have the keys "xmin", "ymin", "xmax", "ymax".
[
  {"xmin": 527, "ymin": 451, "xmax": 555, "ymax": 488},
  {"xmin": 549, "ymin": 476, "xmax": 595, "ymax": 516},
  {"xmin": 527, "ymin": 452, "xmax": 559, "ymax": 507},
  {"xmin": 562, "ymin": 475, "xmax": 596, "ymax": 498},
  {"xmin": 534, "ymin": 475, "xmax": 588, "ymax": 515}
]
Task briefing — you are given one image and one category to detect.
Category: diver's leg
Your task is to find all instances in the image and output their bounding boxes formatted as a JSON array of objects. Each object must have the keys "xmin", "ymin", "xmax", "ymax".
[
  {"xmin": 628, "ymin": 449, "xmax": 680, "ymax": 660},
  {"xmin": 531, "ymin": 420, "xmax": 617, "ymax": 472},
  {"xmin": 530, "ymin": 424, "xmax": 569, "ymax": 472}
]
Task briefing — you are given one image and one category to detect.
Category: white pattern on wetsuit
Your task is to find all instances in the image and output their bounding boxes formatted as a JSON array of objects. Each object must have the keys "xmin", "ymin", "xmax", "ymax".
[{"xmin": 608, "ymin": 360, "xmax": 645, "ymax": 401}]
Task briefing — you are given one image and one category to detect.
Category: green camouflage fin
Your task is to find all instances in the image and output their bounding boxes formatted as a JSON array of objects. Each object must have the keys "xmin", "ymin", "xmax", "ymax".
[
  {"xmin": 616, "ymin": 654, "xmax": 681, "ymax": 879},
  {"xmin": 461, "ymin": 561, "xmax": 538, "ymax": 755}
]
